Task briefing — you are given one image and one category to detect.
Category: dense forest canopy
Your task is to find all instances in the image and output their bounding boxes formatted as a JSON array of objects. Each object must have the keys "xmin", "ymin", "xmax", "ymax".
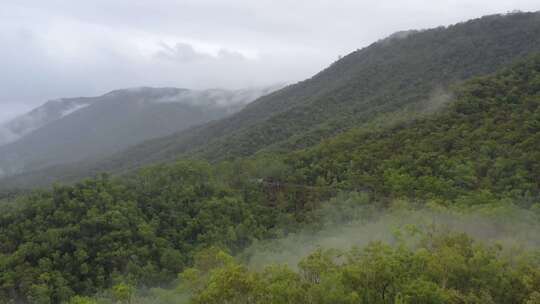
[
  {"xmin": 284, "ymin": 52, "xmax": 540, "ymax": 204},
  {"xmin": 178, "ymin": 231, "xmax": 540, "ymax": 304}
]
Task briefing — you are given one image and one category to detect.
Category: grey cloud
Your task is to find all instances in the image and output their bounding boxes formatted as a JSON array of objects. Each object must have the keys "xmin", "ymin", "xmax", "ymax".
[
  {"xmin": 155, "ymin": 42, "xmax": 247, "ymax": 63},
  {"xmin": 156, "ymin": 42, "xmax": 210, "ymax": 62},
  {"xmin": 217, "ymin": 48, "xmax": 247, "ymax": 61}
]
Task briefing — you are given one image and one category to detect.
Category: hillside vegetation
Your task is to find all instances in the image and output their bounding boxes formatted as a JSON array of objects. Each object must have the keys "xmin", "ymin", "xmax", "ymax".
[
  {"xmin": 284, "ymin": 52, "xmax": 540, "ymax": 204},
  {"xmin": 174, "ymin": 230, "xmax": 540, "ymax": 304}
]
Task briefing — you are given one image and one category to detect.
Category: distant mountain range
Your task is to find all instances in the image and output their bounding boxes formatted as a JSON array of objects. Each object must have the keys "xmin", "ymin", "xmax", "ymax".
[{"xmin": 0, "ymin": 86, "xmax": 282, "ymax": 177}]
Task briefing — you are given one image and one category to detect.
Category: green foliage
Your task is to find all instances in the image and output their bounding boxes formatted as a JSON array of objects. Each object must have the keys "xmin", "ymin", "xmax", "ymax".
[
  {"xmin": 285, "ymin": 53, "xmax": 540, "ymax": 203},
  {"xmin": 68, "ymin": 296, "xmax": 98, "ymax": 304},
  {"xmin": 0, "ymin": 162, "xmax": 280, "ymax": 303},
  {"xmin": 112, "ymin": 282, "xmax": 134, "ymax": 303},
  {"xmin": 178, "ymin": 231, "xmax": 540, "ymax": 304}
]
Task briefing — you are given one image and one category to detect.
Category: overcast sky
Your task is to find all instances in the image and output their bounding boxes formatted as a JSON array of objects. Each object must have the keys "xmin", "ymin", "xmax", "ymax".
[{"xmin": 1, "ymin": 0, "xmax": 540, "ymax": 122}]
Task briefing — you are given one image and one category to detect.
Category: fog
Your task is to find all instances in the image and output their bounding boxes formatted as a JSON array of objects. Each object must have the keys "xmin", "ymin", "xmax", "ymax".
[
  {"xmin": 243, "ymin": 195, "xmax": 540, "ymax": 270},
  {"xmin": 2, "ymin": 0, "xmax": 540, "ymax": 122}
]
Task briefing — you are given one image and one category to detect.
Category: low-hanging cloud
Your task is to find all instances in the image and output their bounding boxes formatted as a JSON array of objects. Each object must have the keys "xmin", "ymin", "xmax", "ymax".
[{"xmin": 242, "ymin": 194, "xmax": 540, "ymax": 270}]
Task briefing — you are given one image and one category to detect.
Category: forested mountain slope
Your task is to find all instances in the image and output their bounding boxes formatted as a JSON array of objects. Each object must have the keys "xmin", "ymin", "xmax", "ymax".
[
  {"xmin": 284, "ymin": 53, "xmax": 540, "ymax": 204},
  {"xmin": 7, "ymin": 11, "xmax": 540, "ymax": 189},
  {"xmin": 1, "ymin": 51, "xmax": 540, "ymax": 303},
  {"xmin": 92, "ymin": 13, "xmax": 540, "ymax": 163}
]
